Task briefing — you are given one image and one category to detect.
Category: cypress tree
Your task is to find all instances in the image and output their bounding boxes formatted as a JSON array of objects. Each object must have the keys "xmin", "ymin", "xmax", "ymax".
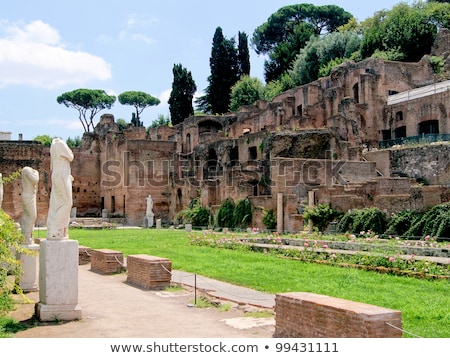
[
  {"xmin": 238, "ymin": 31, "xmax": 250, "ymax": 78},
  {"xmin": 197, "ymin": 27, "xmax": 239, "ymax": 114},
  {"xmin": 169, "ymin": 63, "xmax": 197, "ymax": 125}
]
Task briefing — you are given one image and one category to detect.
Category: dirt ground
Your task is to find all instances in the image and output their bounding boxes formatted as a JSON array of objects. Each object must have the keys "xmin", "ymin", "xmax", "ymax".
[{"xmin": 9, "ymin": 264, "xmax": 275, "ymax": 338}]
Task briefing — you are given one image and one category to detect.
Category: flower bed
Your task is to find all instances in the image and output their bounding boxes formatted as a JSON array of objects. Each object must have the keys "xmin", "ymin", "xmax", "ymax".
[{"xmin": 188, "ymin": 231, "xmax": 450, "ymax": 279}]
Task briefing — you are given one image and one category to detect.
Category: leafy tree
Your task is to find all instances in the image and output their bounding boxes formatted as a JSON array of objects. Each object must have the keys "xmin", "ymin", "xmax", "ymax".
[
  {"xmin": 237, "ymin": 31, "xmax": 250, "ymax": 78},
  {"xmin": 33, "ymin": 134, "xmax": 55, "ymax": 146},
  {"xmin": 424, "ymin": 0, "xmax": 450, "ymax": 29},
  {"xmin": 66, "ymin": 136, "xmax": 81, "ymax": 148},
  {"xmin": 196, "ymin": 27, "xmax": 239, "ymax": 114},
  {"xmin": 369, "ymin": 49, "xmax": 405, "ymax": 61},
  {"xmin": 251, "ymin": 4, "xmax": 353, "ymax": 82},
  {"xmin": 360, "ymin": 2, "xmax": 446, "ymax": 62},
  {"xmin": 229, "ymin": 75, "xmax": 265, "ymax": 112},
  {"xmin": 290, "ymin": 30, "xmax": 361, "ymax": 86},
  {"xmin": 149, "ymin": 114, "xmax": 172, "ymax": 129},
  {"xmin": 168, "ymin": 64, "xmax": 196, "ymax": 125},
  {"xmin": 57, "ymin": 89, "xmax": 116, "ymax": 132},
  {"xmin": 116, "ymin": 118, "xmax": 129, "ymax": 131},
  {"xmin": 0, "ymin": 208, "xmax": 27, "ymax": 317},
  {"xmin": 263, "ymin": 73, "xmax": 295, "ymax": 101},
  {"xmin": 118, "ymin": 91, "xmax": 160, "ymax": 127}
]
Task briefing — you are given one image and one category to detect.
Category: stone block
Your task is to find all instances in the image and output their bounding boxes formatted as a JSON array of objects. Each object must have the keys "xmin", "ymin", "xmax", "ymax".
[
  {"xmin": 36, "ymin": 239, "xmax": 82, "ymax": 321},
  {"xmin": 126, "ymin": 254, "xmax": 172, "ymax": 290},
  {"xmin": 78, "ymin": 245, "xmax": 93, "ymax": 265},
  {"xmin": 274, "ymin": 292, "xmax": 402, "ymax": 338},
  {"xmin": 90, "ymin": 249, "xmax": 124, "ymax": 274},
  {"xmin": 19, "ymin": 243, "xmax": 39, "ymax": 292}
]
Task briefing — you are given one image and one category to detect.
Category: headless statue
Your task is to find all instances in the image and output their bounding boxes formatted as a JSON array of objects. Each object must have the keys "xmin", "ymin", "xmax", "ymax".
[
  {"xmin": 46, "ymin": 138, "xmax": 74, "ymax": 240},
  {"xmin": 21, "ymin": 167, "xmax": 39, "ymax": 244}
]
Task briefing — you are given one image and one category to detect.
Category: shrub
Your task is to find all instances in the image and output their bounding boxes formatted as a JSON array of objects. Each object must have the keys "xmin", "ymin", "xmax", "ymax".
[
  {"xmin": 337, "ymin": 207, "xmax": 387, "ymax": 234},
  {"xmin": 176, "ymin": 198, "xmax": 211, "ymax": 227},
  {"xmin": 232, "ymin": 198, "xmax": 253, "ymax": 229},
  {"xmin": 405, "ymin": 202, "xmax": 450, "ymax": 238},
  {"xmin": 216, "ymin": 198, "xmax": 235, "ymax": 228},
  {"xmin": 303, "ymin": 203, "xmax": 342, "ymax": 232},
  {"xmin": 385, "ymin": 209, "xmax": 424, "ymax": 236},
  {"xmin": 262, "ymin": 209, "xmax": 277, "ymax": 230},
  {"xmin": 0, "ymin": 209, "xmax": 27, "ymax": 317}
]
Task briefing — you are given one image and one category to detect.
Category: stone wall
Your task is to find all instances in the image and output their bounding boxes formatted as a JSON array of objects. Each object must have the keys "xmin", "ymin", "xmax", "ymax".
[
  {"xmin": 274, "ymin": 292, "xmax": 402, "ymax": 338},
  {"xmin": 1, "ymin": 35, "xmax": 449, "ymax": 228},
  {"xmin": 0, "ymin": 141, "xmax": 47, "ymax": 225},
  {"xmin": 389, "ymin": 143, "xmax": 450, "ymax": 186},
  {"xmin": 98, "ymin": 132, "xmax": 176, "ymax": 226}
]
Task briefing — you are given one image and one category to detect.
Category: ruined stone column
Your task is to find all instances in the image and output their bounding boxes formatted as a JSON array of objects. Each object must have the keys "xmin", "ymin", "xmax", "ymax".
[
  {"xmin": 308, "ymin": 191, "xmax": 315, "ymax": 233},
  {"xmin": 277, "ymin": 193, "xmax": 284, "ymax": 234}
]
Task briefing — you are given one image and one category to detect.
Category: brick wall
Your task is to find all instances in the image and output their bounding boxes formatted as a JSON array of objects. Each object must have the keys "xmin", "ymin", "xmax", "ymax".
[{"xmin": 274, "ymin": 292, "xmax": 402, "ymax": 338}]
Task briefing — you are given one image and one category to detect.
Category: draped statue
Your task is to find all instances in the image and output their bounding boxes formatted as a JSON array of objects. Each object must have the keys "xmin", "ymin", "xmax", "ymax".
[
  {"xmin": 21, "ymin": 167, "xmax": 39, "ymax": 244},
  {"xmin": 46, "ymin": 138, "xmax": 74, "ymax": 240}
]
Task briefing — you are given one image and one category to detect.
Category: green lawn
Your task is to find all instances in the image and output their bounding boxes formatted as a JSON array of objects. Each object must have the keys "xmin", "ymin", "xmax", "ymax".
[{"xmin": 33, "ymin": 228, "xmax": 450, "ymax": 337}]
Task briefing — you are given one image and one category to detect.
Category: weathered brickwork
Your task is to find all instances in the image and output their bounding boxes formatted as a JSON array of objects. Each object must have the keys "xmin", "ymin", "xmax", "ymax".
[
  {"xmin": 274, "ymin": 292, "xmax": 402, "ymax": 338},
  {"xmin": 126, "ymin": 254, "xmax": 172, "ymax": 290},
  {"xmin": 78, "ymin": 245, "xmax": 93, "ymax": 265},
  {"xmin": 90, "ymin": 249, "xmax": 124, "ymax": 275},
  {"xmin": 1, "ymin": 30, "xmax": 449, "ymax": 229}
]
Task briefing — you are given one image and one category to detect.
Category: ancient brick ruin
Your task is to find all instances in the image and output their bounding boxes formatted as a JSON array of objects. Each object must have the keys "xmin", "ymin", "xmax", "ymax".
[{"xmin": 1, "ymin": 29, "xmax": 450, "ymax": 230}]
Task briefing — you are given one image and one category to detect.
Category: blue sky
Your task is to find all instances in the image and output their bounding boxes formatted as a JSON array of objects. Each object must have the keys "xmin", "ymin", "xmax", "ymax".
[{"xmin": 0, "ymin": 0, "xmax": 405, "ymax": 141}]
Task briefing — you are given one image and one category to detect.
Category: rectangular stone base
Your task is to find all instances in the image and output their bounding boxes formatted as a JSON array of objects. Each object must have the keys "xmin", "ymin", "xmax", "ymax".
[
  {"xmin": 91, "ymin": 249, "xmax": 124, "ymax": 274},
  {"xmin": 20, "ymin": 244, "xmax": 40, "ymax": 292},
  {"xmin": 126, "ymin": 254, "xmax": 172, "ymax": 290},
  {"xmin": 35, "ymin": 303, "xmax": 82, "ymax": 322},
  {"xmin": 39, "ymin": 239, "xmax": 79, "ymax": 305},
  {"xmin": 274, "ymin": 292, "xmax": 402, "ymax": 338},
  {"xmin": 78, "ymin": 245, "xmax": 92, "ymax": 265}
]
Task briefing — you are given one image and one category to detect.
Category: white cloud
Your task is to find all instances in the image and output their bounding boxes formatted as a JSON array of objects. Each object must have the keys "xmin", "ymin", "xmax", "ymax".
[
  {"xmin": 126, "ymin": 14, "xmax": 160, "ymax": 28},
  {"xmin": 118, "ymin": 30, "xmax": 156, "ymax": 45},
  {"xmin": 115, "ymin": 13, "xmax": 159, "ymax": 46},
  {"xmin": 159, "ymin": 88, "xmax": 171, "ymax": 105},
  {"xmin": 130, "ymin": 33, "xmax": 156, "ymax": 45},
  {"xmin": 0, "ymin": 20, "xmax": 112, "ymax": 89},
  {"xmin": 3, "ymin": 20, "xmax": 60, "ymax": 45}
]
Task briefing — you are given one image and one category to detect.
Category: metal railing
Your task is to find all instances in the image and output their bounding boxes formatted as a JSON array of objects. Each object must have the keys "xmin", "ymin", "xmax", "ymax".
[{"xmin": 379, "ymin": 133, "xmax": 450, "ymax": 149}]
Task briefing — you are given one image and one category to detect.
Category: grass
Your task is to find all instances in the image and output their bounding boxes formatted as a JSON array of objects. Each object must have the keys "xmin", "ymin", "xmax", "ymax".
[
  {"xmin": 17, "ymin": 228, "xmax": 450, "ymax": 337},
  {"xmin": 0, "ymin": 317, "xmax": 28, "ymax": 338}
]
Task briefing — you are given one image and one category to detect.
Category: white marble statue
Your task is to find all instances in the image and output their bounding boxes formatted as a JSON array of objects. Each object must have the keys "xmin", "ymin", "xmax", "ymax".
[
  {"xmin": 46, "ymin": 138, "xmax": 74, "ymax": 240},
  {"xmin": 21, "ymin": 167, "xmax": 39, "ymax": 244}
]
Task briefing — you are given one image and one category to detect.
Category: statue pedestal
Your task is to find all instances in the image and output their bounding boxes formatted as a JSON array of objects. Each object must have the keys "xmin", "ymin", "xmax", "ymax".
[
  {"xmin": 35, "ymin": 239, "xmax": 82, "ymax": 321},
  {"xmin": 19, "ymin": 243, "xmax": 40, "ymax": 292},
  {"xmin": 143, "ymin": 214, "xmax": 154, "ymax": 228}
]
